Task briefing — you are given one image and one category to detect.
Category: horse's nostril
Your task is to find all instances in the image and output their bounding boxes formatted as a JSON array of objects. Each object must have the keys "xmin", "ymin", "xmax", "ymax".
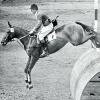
[
  {"xmin": 1, "ymin": 41, "xmax": 7, "ymax": 46},
  {"xmin": 1, "ymin": 41, "xmax": 3, "ymax": 44}
]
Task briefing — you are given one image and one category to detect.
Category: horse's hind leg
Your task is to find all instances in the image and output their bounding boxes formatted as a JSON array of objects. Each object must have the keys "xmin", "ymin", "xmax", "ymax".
[
  {"xmin": 91, "ymin": 39, "xmax": 97, "ymax": 48},
  {"xmin": 82, "ymin": 34, "xmax": 95, "ymax": 44},
  {"xmin": 91, "ymin": 39, "xmax": 100, "ymax": 52}
]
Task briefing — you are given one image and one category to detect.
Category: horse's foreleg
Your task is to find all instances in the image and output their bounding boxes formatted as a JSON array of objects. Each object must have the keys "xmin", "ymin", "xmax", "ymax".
[
  {"xmin": 24, "ymin": 56, "xmax": 31, "ymax": 87},
  {"xmin": 27, "ymin": 72, "xmax": 33, "ymax": 89},
  {"xmin": 27, "ymin": 54, "xmax": 40, "ymax": 89}
]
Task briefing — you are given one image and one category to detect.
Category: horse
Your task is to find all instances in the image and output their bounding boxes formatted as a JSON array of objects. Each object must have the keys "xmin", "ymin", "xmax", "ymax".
[{"xmin": 1, "ymin": 21, "xmax": 97, "ymax": 89}]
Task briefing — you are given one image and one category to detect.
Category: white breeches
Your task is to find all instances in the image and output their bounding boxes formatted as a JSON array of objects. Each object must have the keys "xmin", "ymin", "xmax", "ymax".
[{"xmin": 38, "ymin": 23, "xmax": 53, "ymax": 41}]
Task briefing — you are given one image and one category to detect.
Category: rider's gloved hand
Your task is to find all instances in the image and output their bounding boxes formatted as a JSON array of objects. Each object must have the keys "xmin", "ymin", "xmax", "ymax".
[{"xmin": 29, "ymin": 30, "xmax": 36, "ymax": 36}]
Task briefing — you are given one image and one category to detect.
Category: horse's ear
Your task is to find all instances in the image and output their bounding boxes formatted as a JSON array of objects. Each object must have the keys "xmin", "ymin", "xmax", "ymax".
[{"xmin": 8, "ymin": 21, "xmax": 12, "ymax": 28}]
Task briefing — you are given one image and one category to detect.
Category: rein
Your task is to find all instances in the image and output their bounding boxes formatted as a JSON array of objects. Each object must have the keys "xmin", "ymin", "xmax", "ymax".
[
  {"xmin": 19, "ymin": 34, "xmax": 30, "ymax": 40},
  {"xmin": 16, "ymin": 39, "xmax": 24, "ymax": 49}
]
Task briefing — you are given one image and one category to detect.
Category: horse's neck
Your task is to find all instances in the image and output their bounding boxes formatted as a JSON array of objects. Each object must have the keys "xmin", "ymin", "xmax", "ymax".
[
  {"xmin": 20, "ymin": 36, "xmax": 29, "ymax": 50},
  {"xmin": 15, "ymin": 27, "xmax": 29, "ymax": 49}
]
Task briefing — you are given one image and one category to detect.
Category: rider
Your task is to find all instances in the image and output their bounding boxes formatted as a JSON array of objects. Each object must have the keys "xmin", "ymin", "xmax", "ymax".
[{"xmin": 28, "ymin": 4, "xmax": 54, "ymax": 57}]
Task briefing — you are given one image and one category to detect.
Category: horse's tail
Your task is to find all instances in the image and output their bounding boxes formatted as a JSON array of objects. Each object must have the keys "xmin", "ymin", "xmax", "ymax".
[{"xmin": 75, "ymin": 21, "xmax": 94, "ymax": 32}]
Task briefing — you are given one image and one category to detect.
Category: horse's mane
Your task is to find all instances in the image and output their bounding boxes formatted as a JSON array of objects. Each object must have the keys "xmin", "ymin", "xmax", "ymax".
[
  {"xmin": 55, "ymin": 25, "xmax": 65, "ymax": 33},
  {"xmin": 13, "ymin": 26, "xmax": 29, "ymax": 34}
]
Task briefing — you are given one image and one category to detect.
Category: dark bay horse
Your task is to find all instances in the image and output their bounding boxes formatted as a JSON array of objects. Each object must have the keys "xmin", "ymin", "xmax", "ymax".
[{"xmin": 1, "ymin": 21, "xmax": 97, "ymax": 89}]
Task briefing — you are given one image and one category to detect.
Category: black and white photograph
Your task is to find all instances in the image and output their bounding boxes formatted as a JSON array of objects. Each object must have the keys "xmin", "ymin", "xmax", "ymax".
[{"xmin": 0, "ymin": 0, "xmax": 100, "ymax": 100}]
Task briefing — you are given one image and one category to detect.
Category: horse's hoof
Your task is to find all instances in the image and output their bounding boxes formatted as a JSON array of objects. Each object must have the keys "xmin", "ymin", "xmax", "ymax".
[
  {"xmin": 28, "ymin": 84, "xmax": 33, "ymax": 89},
  {"xmin": 25, "ymin": 80, "xmax": 28, "ymax": 83}
]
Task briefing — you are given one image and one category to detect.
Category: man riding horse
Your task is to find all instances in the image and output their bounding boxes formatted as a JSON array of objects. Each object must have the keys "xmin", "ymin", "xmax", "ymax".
[
  {"xmin": 27, "ymin": 4, "xmax": 56, "ymax": 57},
  {"xmin": 1, "ymin": 4, "xmax": 97, "ymax": 89}
]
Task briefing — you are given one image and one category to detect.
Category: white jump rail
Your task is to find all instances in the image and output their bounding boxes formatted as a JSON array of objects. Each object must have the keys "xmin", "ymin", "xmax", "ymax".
[{"xmin": 70, "ymin": 48, "xmax": 100, "ymax": 100}]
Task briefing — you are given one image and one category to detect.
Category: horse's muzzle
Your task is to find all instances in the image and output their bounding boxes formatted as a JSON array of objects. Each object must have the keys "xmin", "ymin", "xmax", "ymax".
[{"xmin": 1, "ymin": 41, "xmax": 7, "ymax": 46}]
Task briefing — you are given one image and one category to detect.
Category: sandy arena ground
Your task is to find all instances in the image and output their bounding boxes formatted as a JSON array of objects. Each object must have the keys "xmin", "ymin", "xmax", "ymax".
[{"xmin": 0, "ymin": 1, "xmax": 100, "ymax": 100}]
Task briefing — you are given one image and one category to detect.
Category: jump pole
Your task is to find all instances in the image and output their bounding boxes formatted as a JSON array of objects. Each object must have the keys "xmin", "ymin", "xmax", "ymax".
[
  {"xmin": 92, "ymin": 0, "xmax": 98, "ymax": 48},
  {"xmin": 94, "ymin": 0, "xmax": 98, "ymax": 32},
  {"xmin": 70, "ymin": 48, "xmax": 100, "ymax": 100}
]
